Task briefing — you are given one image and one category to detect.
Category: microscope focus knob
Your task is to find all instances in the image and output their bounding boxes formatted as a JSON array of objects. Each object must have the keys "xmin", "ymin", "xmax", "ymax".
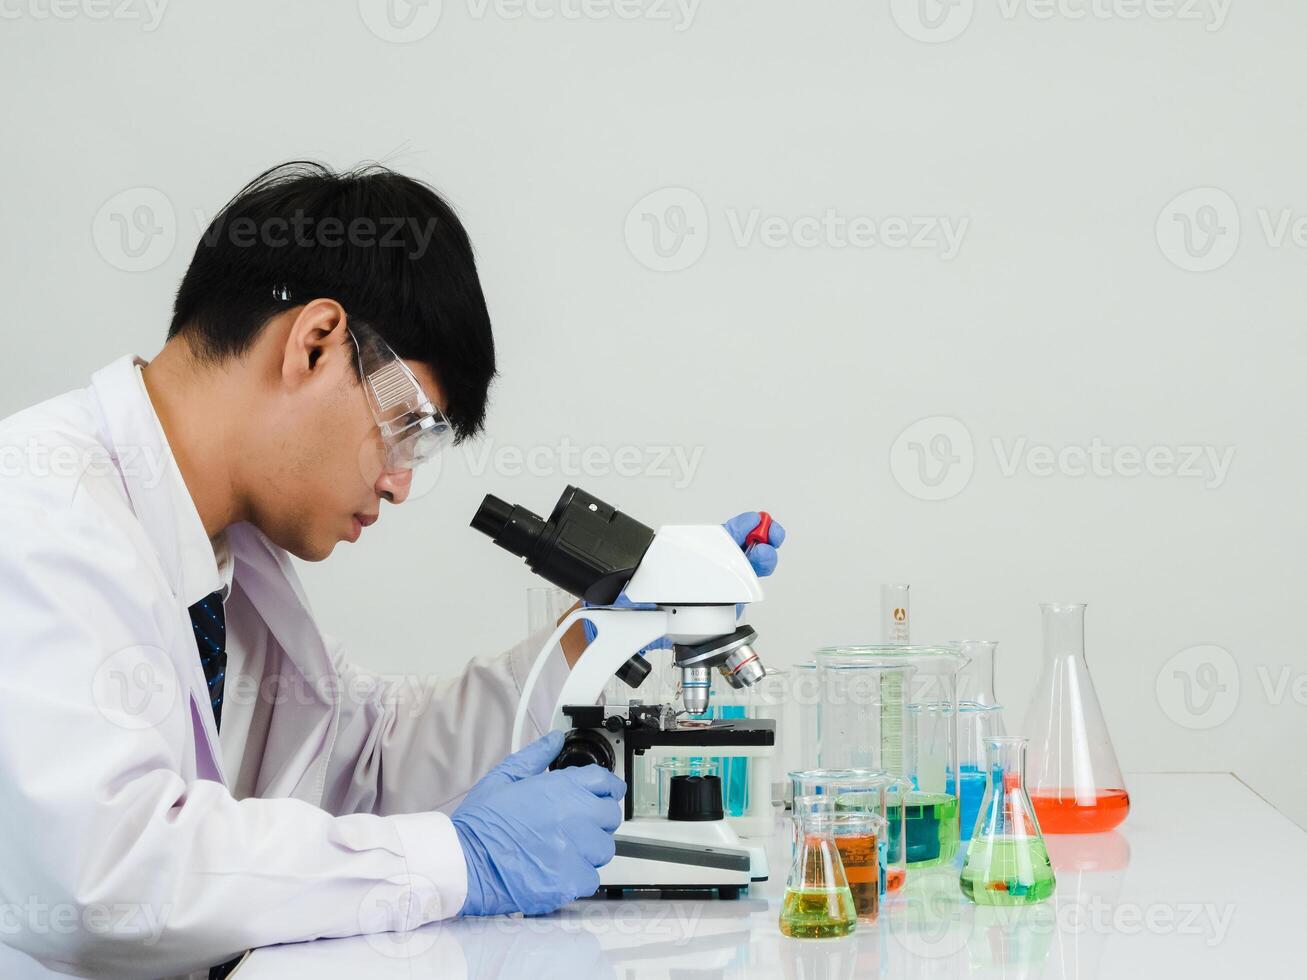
[{"xmin": 667, "ymin": 775, "xmax": 724, "ymax": 822}]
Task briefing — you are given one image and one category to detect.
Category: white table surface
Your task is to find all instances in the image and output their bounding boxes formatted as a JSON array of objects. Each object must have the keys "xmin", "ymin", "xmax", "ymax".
[{"xmin": 237, "ymin": 773, "xmax": 1307, "ymax": 979}]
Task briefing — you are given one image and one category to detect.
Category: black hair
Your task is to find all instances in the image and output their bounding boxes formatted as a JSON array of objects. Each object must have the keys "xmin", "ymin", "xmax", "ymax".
[{"xmin": 168, "ymin": 161, "xmax": 496, "ymax": 442}]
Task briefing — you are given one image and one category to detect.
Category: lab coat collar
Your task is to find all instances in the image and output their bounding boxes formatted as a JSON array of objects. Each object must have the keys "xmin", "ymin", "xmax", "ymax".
[{"xmin": 89, "ymin": 355, "xmax": 224, "ymax": 607}]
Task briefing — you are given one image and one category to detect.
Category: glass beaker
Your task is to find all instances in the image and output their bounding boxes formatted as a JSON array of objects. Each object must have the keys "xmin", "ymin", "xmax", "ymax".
[
  {"xmin": 818, "ymin": 645, "xmax": 966, "ymax": 868},
  {"xmin": 790, "ymin": 769, "xmax": 908, "ymax": 896},
  {"xmin": 780, "ymin": 811, "xmax": 858, "ymax": 939},
  {"xmin": 955, "ymin": 639, "xmax": 1002, "ymax": 708},
  {"xmin": 814, "ymin": 658, "xmax": 916, "ymax": 773},
  {"xmin": 957, "ymin": 703, "xmax": 1006, "ymax": 841},
  {"xmin": 827, "ymin": 812, "xmax": 881, "ymax": 922},
  {"xmin": 961, "ymin": 736, "xmax": 1056, "ymax": 905},
  {"xmin": 1022, "ymin": 603, "xmax": 1130, "ymax": 833}
]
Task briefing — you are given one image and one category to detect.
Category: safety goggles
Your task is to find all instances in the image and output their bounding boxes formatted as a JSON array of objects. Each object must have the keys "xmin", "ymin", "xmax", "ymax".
[{"xmin": 347, "ymin": 321, "xmax": 454, "ymax": 470}]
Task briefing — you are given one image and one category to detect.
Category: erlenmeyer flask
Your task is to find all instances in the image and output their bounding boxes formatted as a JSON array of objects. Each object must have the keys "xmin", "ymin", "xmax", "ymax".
[
  {"xmin": 1022, "ymin": 603, "xmax": 1129, "ymax": 833},
  {"xmin": 961, "ymin": 736, "xmax": 1055, "ymax": 905},
  {"xmin": 779, "ymin": 811, "xmax": 858, "ymax": 938}
]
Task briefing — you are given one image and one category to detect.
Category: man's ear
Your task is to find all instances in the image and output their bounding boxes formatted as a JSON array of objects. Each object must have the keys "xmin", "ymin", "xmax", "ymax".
[{"xmin": 280, "ymin": 299, "xmax": 350, "ymax": 389}]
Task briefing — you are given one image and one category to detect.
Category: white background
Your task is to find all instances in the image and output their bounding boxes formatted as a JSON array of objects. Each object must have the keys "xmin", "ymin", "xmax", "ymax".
[{"xmin": 2, "ymin": 0, "xmax": 1303, "ymax": 826}]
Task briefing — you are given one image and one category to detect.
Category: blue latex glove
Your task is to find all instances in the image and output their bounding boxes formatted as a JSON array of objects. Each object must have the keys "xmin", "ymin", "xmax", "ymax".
[
  {"xmin": 723, "ymin": 511, "xmax": 787, "ymax": 577},
  {"xmin": 459, "ymin": 729, "xmax": 569, "ymax": 810},
  {"xmin": 452, "ymin": 732, "xmax": 625, "ymax": 916},
  {"xmin": 582, "ymin": 511, "xmax": 787, "ymax": 646}
]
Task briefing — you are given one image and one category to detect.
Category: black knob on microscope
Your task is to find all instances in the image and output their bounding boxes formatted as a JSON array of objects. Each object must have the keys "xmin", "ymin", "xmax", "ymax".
[{"xmin": 667, "ymin": 775, "xmax": 725, "ymax": 822}]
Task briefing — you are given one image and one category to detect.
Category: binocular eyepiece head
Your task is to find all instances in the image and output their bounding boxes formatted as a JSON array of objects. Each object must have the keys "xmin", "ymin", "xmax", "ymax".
[{"xmin": 471, "ymin": 486, "xmax": 654, "ymax": 605}]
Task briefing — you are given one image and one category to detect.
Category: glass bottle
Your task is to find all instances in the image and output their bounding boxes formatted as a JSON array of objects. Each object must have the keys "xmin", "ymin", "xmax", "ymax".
[
  {"xmin": 960, "ymin": 736, "xmax": 1056, "ymax": 905},
  {"xmin": 780, "ymin": 810, "xmax": 858, "ymax": 938},
  {"xmin": 1022, "ymin": 603, "xmax": 1129, "ymax": 833}
]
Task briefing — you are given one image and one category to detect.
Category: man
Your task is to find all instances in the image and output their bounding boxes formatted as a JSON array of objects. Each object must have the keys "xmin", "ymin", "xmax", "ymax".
[{"xmin": 0, "ymin": 162, "xmax": 785, "ymax": 978}]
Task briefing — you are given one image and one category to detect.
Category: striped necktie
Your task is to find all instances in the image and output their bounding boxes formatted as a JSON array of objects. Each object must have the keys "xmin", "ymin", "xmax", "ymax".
[{"xmin": 188, "ymin": 591, "xmax": 227, "ymax": 731}]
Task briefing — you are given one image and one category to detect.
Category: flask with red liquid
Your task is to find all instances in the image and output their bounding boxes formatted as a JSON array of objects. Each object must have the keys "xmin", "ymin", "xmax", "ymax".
[{"xmin": 1022, "ymin": 603, "xmax": 1129, "ymax": 833}]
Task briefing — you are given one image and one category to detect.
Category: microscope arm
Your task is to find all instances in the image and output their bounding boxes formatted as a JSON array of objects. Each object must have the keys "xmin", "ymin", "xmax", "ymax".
[{"xmin": 511, "ymin": 607, "xmax": 671, "ymax": 751}]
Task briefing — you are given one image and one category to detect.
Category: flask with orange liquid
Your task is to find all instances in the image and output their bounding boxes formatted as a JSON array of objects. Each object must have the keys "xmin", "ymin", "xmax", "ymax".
[{"xmin": 1022, "ymin": 603, "xmax": 1130, "ymax": 833}]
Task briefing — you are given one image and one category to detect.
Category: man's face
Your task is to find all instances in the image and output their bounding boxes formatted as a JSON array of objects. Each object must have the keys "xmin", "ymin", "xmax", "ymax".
[{"xmin": 249, "ymin": 330, "xmax": 446, "ymax": 561}]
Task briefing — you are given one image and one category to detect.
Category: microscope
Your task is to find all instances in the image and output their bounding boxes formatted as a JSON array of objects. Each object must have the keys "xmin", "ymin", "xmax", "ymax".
[{"xmin": 471, "ymin": 486, "xmax": 777, "ymax": 898}]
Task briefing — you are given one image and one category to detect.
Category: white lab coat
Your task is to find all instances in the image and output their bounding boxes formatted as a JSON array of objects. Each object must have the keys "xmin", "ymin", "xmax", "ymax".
[{"xmin": 0, "ymin": 356, "xmax": 567, "ymax": 979}]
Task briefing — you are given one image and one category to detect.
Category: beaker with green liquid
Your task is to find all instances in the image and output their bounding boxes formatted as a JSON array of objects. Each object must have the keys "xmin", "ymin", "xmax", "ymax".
[
  {"xmin": 961, "ymin": 735, "xmax": 1056, "ymax": 906},
  {"xmin": 779, "ymin": 810, "xmax": 859, "ymax": 939},
  {"xmin": 816, "ymin": 645, "xmax": 965, "ymax": 869}
]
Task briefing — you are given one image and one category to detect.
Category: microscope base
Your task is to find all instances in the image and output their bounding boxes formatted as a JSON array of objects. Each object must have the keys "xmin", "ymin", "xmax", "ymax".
[{"xmin": 597, "ymin": 817, "xmax": 769, "ymax": 897}]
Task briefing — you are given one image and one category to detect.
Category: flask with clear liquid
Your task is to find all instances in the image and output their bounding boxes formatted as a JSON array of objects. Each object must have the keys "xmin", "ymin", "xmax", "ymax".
[
  {"xmin": 1022, "ymin": 603, "xmax": 1130, "ymax": 833},
  {"xmin": 779, "ymin": 811, "xmax": 858, "ymax": 939},
  {"xmin": 960, "ymin": 736, "xmax": 1056, "ymax": 905}
]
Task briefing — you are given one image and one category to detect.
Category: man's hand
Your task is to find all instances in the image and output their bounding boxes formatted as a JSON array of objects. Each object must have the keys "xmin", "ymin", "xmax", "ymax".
[{"xmin": 453, "ymin": 733, "xmax": 624, "ymax": 916}]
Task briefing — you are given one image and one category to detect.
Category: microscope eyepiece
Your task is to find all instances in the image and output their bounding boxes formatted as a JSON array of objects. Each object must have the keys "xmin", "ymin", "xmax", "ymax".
[
  {"xmin": 471, "ymin": 486, "xmax": 655, "ymax": 604},
  {"xmin": 469, "ymin": 494, "xmax": 514, "ymax": 539},
  {"xmin": 470, "ymin": 494, "xmax": 548, "ymax": 559}
]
